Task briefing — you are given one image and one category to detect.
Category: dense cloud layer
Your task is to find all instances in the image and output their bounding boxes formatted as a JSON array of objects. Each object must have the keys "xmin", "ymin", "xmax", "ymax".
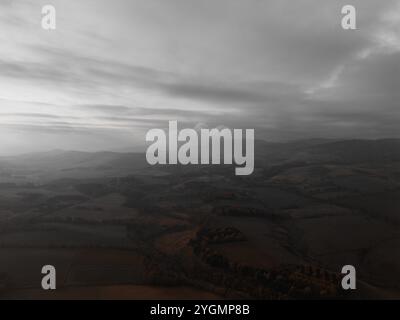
[{"xmin": 0, "ymin": 0, "xmax": 399, "ymax": 154}]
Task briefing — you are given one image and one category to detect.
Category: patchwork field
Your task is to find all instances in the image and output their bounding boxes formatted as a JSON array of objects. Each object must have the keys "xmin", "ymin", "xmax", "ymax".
[{"xmin": 1, "ymin": 140, "xmax": 400, "ymax": 299}]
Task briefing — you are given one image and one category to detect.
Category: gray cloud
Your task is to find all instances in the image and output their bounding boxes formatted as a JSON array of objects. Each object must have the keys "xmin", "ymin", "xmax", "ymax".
[
  {"xmin": 2, "ymin": 47, "xmax": 271, "ymax": 107},
  {"xmin": 0, "ymin": 0, "xmax": 399, "ymax": 154}
]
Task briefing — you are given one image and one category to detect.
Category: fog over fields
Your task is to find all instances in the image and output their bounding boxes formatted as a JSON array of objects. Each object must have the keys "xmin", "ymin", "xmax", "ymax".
[{"xmin": 1, "ymin": 0, "xmax": 400, "ymax": 299}]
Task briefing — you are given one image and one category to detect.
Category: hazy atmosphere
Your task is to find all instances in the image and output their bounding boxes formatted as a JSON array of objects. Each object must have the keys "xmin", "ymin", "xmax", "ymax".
[
  {"xmin": 0, "ymin": 0, "xmax": 399, "ymax": 155},
  {"xmin": 2, "ymin": 0, "xmax": 400, "ymax": 301}
]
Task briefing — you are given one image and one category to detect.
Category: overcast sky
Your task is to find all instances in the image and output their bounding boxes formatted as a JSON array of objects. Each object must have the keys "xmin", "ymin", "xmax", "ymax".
[{"xmin": 0, "ymin": 0, "xmax": 399, "ymax": 154}]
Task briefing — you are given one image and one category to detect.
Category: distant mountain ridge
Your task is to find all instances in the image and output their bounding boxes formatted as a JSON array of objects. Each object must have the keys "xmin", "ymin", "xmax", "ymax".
[
  {"xmin": 1, "ymin": 139, "xmax": 400, "ymax": 179},
  {"xmin": 308, "ymin": 139, "xmax": 400, "ymax": 163}
]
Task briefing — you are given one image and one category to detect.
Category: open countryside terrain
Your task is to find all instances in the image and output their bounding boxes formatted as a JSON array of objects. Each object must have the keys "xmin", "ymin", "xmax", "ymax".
[{"xmin": 1, "ymin": 139, "xmax": 400, "ymax": 299}]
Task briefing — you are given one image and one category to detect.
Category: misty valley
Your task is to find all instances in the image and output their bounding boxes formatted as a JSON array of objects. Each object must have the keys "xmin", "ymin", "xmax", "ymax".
[{"xmin": 1, "ymin": 139, "xmax": 400, "ymax": 299}]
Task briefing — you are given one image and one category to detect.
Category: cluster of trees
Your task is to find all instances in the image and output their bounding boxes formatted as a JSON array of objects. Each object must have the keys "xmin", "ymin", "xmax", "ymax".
[
  {"xmin": 196, "ymin": 227, "xmax": 246, "ymax": 244},
  {"xmin": 189, "ymin": 227, "xmax": 341, "ymax": 299},
  {"xmin": 212, "ymin": 206, "xmax": 275, "ymax": 218}
]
